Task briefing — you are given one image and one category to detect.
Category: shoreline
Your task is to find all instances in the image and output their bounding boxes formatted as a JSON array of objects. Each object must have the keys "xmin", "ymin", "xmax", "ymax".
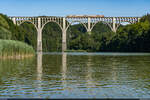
[{"xmin": 0, "ymin": 54, "xmax": 35, "ymax": 60}]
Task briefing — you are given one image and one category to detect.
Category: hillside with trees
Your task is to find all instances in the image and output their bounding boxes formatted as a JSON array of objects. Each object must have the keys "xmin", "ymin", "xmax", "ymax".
[
  {"xmin": 67, "ymin": 14, "xmax": 150, "ymax": 52},
  {"xmin": 0, "ymin": 14, "xmax": 35, "ymax": 58}
]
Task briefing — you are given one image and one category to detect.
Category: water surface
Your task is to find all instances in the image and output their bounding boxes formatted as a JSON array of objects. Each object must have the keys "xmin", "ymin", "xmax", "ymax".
[{"xmin": 0, "ymin": 52, "xmax": 150, "ymax": 98}]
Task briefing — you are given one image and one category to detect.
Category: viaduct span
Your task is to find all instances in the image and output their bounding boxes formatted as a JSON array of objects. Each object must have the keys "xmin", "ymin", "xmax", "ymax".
[{"xmin": 9, "ymin": 15, "xmax": 141, "ymax": 52}]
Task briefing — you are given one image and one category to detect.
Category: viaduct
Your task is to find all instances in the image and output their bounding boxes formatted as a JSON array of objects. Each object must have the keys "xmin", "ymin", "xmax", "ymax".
[{"xmin": 9, "ymin": 15, "xmax": 141, "ymax": 52}]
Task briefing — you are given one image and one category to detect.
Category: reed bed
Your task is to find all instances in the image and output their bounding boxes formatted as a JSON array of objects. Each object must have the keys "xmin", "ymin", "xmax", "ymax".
[{"xmin": 0, "ymin": 39, "xmax": 35, "ymax": 59}]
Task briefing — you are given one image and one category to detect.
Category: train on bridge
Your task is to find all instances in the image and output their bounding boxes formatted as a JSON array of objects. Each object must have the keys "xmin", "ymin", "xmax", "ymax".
[{"xmin": 66, "ymin": 15, "xmax": 105, "ymax": 18}]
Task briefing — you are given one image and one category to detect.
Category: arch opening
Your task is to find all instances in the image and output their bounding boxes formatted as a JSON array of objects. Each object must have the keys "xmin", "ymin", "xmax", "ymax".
[
  {"xmin": 42, "ymin": 22, "xmax": 62, "ymax": 52},
  {"xmin": 66, "ymin": 21, "xmax": 88, "ymax": 31},
  {"xmin": 66, "ymin": 21, "xmax": 88, "ymax": 51},
  {"xmin": 19, "ymin": 22, "xmax": 37, "ymax": 50},
  {"xmin": 120, "ymin": 22, "xmax": 131, "ymax": 26},
  {"xmin": 41, "ymin": 21, "xmax": 63, "ymax": 31},
  {"xmin": 91, "ymin": 21, "xmax": 112, "ymax": 33},
  {"xmin": 19, "ymin": 21, "xmax": 38, "ymax": 31},
  {"xmin": 89, "ymin": 21, "xmax": 115, "ymax": 52},
  {"xmin": 117, "ymin": 21, "xmax": 131, "ymax": 30}
]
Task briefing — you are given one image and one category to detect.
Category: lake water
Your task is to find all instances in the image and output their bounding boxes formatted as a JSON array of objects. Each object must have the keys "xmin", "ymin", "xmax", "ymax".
[{"xmin": 0, "ymin": 52, "xmax": 150, "ymax": 98}]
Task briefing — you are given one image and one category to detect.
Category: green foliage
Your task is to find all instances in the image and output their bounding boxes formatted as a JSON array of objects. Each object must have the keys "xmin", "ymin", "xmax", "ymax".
[
  {"xmin": 42, "ymin": 22, "xmax": 62, "ymax": 52},
  {"xmin": 67, "ymin": 22, "xmax": 115, "ymax": 52},
  {"xmin": 0, "ymin": 14, "xmax": 35, "ymax": 57},
  {"xmin": 140, "ymin": 13, "xmax": 150, "ymax": 23},
  {"xmin": 0, "ymin": 39, "xmax": 35, "ymax": 56},
  {"xmin": 66, "ymin": 15, "xmax": 150, "ymax": 52},
  {"xmin": 0, "ymin": 14, "xmax": 12, "ymax": 40},
  {"xmin": 0, "ymin": 26, "xmax": 12, "ymax": 39},
  {"xmin": 19, "ymin": 22, "xmax": 37, "ymax": 50},
  {"xmin": 0, "ymin": 14, "xmax": 9, "ymax": 29},
  {"xmin": 105, "ymin": 14, "xmax": 150, "ymax": 52}
]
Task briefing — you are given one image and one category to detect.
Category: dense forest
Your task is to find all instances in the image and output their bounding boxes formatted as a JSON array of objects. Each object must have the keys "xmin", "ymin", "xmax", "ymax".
[{"xmin": 0, "ymin": 13, "xmax": 150, "ymax": 52}]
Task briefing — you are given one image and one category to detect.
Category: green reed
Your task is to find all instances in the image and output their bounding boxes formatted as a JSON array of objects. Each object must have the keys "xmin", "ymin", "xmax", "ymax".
[{"xmin": 0, "ymin": 39, "xmax": 35, "ymax": 57}]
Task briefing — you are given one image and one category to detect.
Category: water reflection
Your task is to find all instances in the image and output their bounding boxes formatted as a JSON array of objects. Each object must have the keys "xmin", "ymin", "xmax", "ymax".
[
  {"xmin": 112, "ymin": 60, "xmax": 117, "ymax": 82},
  {"xmin": 61, "ymin": 52, "xmax": 67, "ymax": 89},
  {"xmin": 86, "ymin": 56, "xmax": 94, "ymax": 87},
  {"xmin": 37, "ymin": 52, "xmax": 43, "ymax": 81},
  {"xmin": 85, "ymin": 56, "xmax": 98, "ymax": 97},
  {"xmin": 0, "ymin": 53, "xmax": 150, "ymax": 98},
  {"xmin": 36, "ymin": 52, "xmax": 43, "ymax": 98}
]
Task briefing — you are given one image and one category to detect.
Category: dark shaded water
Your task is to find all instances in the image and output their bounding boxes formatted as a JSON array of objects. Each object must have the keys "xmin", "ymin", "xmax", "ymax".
[{"xmin": 0, "ymin": 52, "xmax": 150, "ymax": 98}]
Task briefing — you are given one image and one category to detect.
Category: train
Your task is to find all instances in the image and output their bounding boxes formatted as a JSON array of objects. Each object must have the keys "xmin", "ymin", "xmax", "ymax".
[{"xmin": 66, "ymin": 15, "xmax": 105, "ymax": 18}]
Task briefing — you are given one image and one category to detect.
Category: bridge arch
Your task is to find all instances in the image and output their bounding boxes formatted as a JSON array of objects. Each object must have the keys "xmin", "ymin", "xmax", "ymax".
[
  {"xmin": 90, "ymin": 21, "xmax": 113, "ymax": 32},
  {"xmin": 41, "ymin": 21, "xmax": 62, "ymax": 52},
  {"xmin": 19, "ymin": 21, "xmax": 38, "ymax": 50},
  {"xmin": 18, "ymin": 21, "xmax": 38, "ymax": 31},
  {"xmin": 66, "ymin": 20, "xmax": 88, "ymax": 51},
  {"xmin": 10, "ymin": 16, "xmax": 140, "ymax": 52},
  {"xmin": 41, "ymin": 21, "xmax": 63, "ymax": 32},
  {"xmin": 66, "ymin": 20, "xmax": 88, "ymax": 32},
  {"xmin": 119, "ymin": 21, "xmax": 132, "ymax": 25},
  {"xmin": 116, "ymin": 21, "xmax": 132, "ymax": 30}
]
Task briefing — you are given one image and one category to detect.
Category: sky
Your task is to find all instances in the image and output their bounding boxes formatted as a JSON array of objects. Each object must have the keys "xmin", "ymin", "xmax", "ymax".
[{"xmin": 0, "ymin": 0, "xmax": 150, "ymax": 17}]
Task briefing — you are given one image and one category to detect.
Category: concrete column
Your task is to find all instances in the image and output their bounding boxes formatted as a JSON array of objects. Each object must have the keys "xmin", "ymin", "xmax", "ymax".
[
  {"xmin": 138, "ymin": 17, "xmax": 141, "ymax": 22},
  {"xmin": 112, "ymin": 17, "xmax": 117, "ymax": 33},
  {"xmin": 12, "ymin": 17, "xmax": 16, "ymax": 25},
  {"xmin": 37, "ymin": 17, "xmax": 42, "ymax": 52},
  {"xmin": 62, "ymin": 17, "xmax": 67, "ymax": 52},
  {"xmin": 87, "ymin": 17, "xmax": 92, "ymax": 34}
]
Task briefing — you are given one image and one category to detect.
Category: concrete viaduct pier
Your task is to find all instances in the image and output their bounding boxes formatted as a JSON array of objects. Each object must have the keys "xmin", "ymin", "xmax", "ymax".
[{"xmin": 9, "ymin": 15, "xmax": 141, "ymax": 52}]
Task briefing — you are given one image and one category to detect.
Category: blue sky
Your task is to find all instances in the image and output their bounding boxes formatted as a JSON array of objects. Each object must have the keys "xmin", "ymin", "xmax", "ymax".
[{"xmin": 0, "ymin": 0, "xmax": 150, "ymax": 17}]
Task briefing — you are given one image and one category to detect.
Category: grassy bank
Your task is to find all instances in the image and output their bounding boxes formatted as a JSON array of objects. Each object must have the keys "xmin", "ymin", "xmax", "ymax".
[{"xmin": 0, "ymin": 39, "xmax": 35, "ymax": 59}]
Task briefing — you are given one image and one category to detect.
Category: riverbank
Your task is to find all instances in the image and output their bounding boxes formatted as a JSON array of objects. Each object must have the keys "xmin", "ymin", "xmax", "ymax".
[
  {"xmin": 65, "ymin": 49, "xmax": 87, "ymax": 52},
  {"xmin": 0, "ymin": 39, "xmax": 35, "ymax": 59}
]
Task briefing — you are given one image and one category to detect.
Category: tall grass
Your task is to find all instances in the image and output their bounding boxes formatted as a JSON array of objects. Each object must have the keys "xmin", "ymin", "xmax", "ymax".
[{"xmin": 0, "ymin": 39, "xmax": 35, "ymax": 58}]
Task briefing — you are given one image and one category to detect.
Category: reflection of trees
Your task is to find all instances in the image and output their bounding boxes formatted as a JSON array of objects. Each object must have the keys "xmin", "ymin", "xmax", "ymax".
[
  {"xmin": 42, "ymin": 54, "xmax": 62, "ymax": 75},
  {"xmin": 111, "ymin": 58, "xmax": 117, "ymax": 82},
  {"xmin": 84, "ymin": 55, "xmax": 140, "ymax": 84},
  {"xmin": 122, "ymin": 56, "xmax": 150, "ymax": 88},
  {"xmin": 108, "ymin": 56, "xmax": 150, "ymax": 83},
  {"xmin": 0, "ymin": 57, "xmax": 35, "ymax": 79},
  {"xmin": 85, "ymin": 55, "xmax": 118, "ymax": 86},
  {"xmin": 91, "ymin": 55, "xmax": 150, "ymax": 89},
  {"xmin": 0, "ymin": 56, "xmax": 35, "ymax": 91},
  {"xmin": 86, "ymin": 56, "xmax": 95, "ymax": 88},
  {"xmin": 42, "ymin": 22, "xmax": 62, "ymax": 52},
  {"xmin": 88, "ymin": 56, "xmax": 115, "ymax": 82}
]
